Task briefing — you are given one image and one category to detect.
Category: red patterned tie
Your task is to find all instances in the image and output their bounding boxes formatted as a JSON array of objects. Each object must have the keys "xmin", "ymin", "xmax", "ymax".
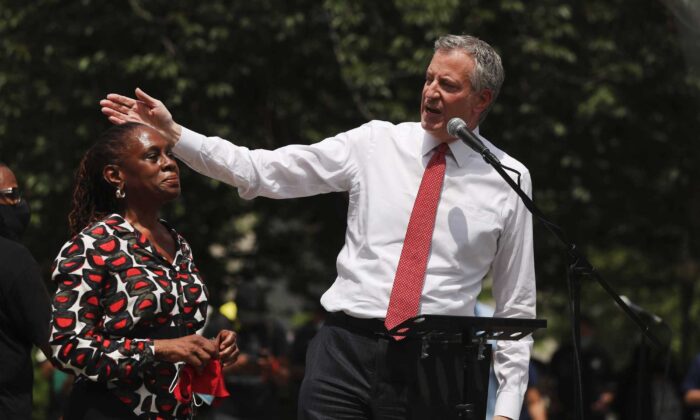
[{"xmin": 385, "ymin": 143, "xmax": 449, "ymax": 338}]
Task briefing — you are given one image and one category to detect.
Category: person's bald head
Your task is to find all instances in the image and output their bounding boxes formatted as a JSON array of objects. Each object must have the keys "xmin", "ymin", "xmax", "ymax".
[
  {"xmin": 0, "ymin": 163, "xmax": 19, "ymax": 205},
  {"xmin": 0, "ymin": 163, "xmax": 29, "ymax": 241}
]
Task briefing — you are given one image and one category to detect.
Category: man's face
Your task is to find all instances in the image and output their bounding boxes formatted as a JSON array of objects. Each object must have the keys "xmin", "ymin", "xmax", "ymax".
[
  {"xmin": 420, "ymin": 50, "xmax": 489, "ymax": 141},
  {"xmin": 0, "ymin": 166, "xmax": 20, "ymax": 206}
]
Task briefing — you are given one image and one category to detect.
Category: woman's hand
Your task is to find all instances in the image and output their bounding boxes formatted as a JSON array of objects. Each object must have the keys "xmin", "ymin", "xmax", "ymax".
[
  {"xmin": 154, "ymin": 334, "xmax": 218, "ymax": 371},
  {"xmin": 216, "ymin": 329, "xmax": 240, "ymax": 367},
  {"xmin": 100, "ymin": 88, "xmax": 182, "ymax": 145}
]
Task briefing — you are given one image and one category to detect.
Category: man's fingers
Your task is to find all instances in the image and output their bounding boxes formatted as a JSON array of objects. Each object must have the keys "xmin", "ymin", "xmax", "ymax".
[
  {"xmin": 100, "ymin": 104, "xmax": 128, "ymax": 118},
  {"xmin": 110, "ymin": 102, "xmax": 132, "ymax": 115},
  {"xmin": 101, "ymin": 107, "xmax": 137, "ymax": 125},
  {"xmin": 107, "ymin": 116, "xmax": 126, "ymax": 125},
  {"xmin": 135, "ymin": 87, "xmax": 159, "ymax": 106},
  {"xmin": 99, "ymin": 99, "xmax": 129, "ymax": 115},
  {"xmin": 101, "ymin": 106, "xmax": 127, "ymax": 123},
  {"xmin": 106, "ymin": 93, "xmax": 137, "ymax": 108},
  {"xmin": 134, "ymin": 101, "xmax": 156, "ymax": 118}
]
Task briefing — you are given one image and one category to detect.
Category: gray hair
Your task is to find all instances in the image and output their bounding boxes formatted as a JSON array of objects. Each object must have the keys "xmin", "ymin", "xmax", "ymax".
[{"xmin": 434, "ymin": 34, "xmax": 504, "ymax": 124}]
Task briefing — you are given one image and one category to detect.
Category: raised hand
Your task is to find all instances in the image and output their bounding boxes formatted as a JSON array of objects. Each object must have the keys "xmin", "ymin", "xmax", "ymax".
[
  {"xmin": 100, "ymin": 88, "xmax": 182, "ymax": 145},
  {"xmin": 154, "ymin": 334, "xmax": 219, "ymax": 371},
  {"xmin": 216, "ymin": 329, "xmax": 240, "ymax": 367}
]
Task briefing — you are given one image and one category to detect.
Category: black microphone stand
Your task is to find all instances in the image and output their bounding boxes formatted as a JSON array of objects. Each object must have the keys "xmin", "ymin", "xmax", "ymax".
[{"xmin": 475, "ymin": 143, "xmax": 670, "ymax": 420}]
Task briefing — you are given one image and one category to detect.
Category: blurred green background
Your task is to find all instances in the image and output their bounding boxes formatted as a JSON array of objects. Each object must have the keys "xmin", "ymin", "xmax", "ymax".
[{"xmin": 2, "ymin": 0, "xmax": 700, "ymax": 418}]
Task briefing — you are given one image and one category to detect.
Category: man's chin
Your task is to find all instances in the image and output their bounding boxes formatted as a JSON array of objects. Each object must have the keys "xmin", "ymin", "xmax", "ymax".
[
  {"xmin": 421, "ymin": 120, "xmax": 448, "ymax": 138},
  {"xmin": 421, "ymin": 118, "xmax": 440, "ymax": 129}
]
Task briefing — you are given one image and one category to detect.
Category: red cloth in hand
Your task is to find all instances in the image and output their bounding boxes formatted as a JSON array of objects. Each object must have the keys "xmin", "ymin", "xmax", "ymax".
[{"xmin": 173, "ymin": 360, "xmax": 230, "ymax": 405}]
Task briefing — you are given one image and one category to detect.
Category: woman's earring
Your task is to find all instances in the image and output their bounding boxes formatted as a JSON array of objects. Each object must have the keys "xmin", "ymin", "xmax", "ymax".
[{"xmin": 116, "ymin": 187, "xmax": 126, "ymax": 199}]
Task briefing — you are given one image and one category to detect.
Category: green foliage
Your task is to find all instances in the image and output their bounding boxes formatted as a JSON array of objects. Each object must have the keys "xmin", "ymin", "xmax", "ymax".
[{"xmin": 2, "ymin": 0, "xmax": 700, "ymax": 384}]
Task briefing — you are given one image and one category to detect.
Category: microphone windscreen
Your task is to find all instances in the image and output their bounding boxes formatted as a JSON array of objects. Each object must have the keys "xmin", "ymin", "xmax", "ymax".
[{"xmin": 447, "ymin": 117, "xmax": 466, "ymax": 137}]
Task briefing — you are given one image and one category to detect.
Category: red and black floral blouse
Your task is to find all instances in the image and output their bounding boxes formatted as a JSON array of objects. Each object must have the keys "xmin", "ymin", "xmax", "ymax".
[{"xmin": 49, "ymin": 214, "xmax": 209, "ymax": 419}]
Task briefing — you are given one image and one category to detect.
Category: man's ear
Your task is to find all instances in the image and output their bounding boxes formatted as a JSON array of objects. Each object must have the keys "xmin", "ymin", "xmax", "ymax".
[
  {"xmin": 103, "ymin": 164, "xmax": 123, "ymax": 189},
  {"xmin": 475, "ymin": 88, "xmax": 493, "ymax": 115}
]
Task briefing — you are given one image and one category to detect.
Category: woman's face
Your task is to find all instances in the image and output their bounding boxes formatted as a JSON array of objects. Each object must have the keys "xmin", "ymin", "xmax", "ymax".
[{"xmin": 118, "ymin": 126, "xmax": 180, "ymax": 206}]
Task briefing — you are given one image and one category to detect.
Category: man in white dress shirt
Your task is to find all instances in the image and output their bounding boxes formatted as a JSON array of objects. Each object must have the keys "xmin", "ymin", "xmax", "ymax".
[{"xmin": 101, "ymin": 34, "xmax": 535, "ymax": 420}]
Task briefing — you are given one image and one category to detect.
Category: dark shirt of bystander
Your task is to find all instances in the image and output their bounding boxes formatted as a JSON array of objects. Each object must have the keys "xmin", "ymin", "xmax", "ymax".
[
  {"xmin": 682, "ymin": 353, "xmax": 700, "ymax": 420},
  {"xmin": 0, "ymin": 235, "xmax": 52, "ymax": 418}
]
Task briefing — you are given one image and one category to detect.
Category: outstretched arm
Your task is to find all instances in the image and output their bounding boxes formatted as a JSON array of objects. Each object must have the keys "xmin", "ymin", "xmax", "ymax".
[{"xmin": 100, "ymin": 88, "xmax": 182, "ymax": 145}]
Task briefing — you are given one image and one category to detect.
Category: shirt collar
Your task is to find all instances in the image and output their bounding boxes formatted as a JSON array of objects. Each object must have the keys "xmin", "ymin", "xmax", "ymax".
[
  {"xmin": 102, "ymin": 213, "xmax": 187, "ymax": 263},
  {"xmin": 421, "ymin": 125, "xmax": 481, "ymax": 168}
]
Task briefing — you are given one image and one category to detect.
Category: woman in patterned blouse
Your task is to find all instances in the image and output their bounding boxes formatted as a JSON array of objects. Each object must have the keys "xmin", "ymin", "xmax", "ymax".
[{"xmin": 50, "ymin": 122, "xmax": 239, "ymax": 419}]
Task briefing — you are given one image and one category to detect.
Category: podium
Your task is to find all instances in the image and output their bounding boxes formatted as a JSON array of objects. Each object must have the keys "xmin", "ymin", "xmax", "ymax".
[{"xmin": 388, "ymin": 315, "xmax": 547, "ymax": 419}]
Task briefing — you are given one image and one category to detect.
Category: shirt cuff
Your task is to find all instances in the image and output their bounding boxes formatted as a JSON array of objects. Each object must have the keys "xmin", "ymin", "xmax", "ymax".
[
  {"xmin": 493, "ymin": 390, "xmax": 524, "ymax": 420},
  {"xmin": 173, "ymin": 126, "xmax": 207, "ymax": 165}
]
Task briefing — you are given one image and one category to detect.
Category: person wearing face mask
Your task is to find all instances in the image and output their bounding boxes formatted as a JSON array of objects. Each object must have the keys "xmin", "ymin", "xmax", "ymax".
[
  {"xmin": 0, "ymin": 165, "xmax": 31, "ymax": 242},
  {"xmin": 0, "ymin": 162, "xmax": 52, "ymax": 419}
]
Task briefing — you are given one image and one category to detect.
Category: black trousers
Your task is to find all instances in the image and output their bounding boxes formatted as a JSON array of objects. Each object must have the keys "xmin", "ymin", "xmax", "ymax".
[{"xmin": 298, "ymin": 313, "xmax": 467, "ymax": 420}]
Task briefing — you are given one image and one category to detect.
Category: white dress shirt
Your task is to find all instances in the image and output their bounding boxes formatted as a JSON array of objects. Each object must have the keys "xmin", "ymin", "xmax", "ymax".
[{"xmin": 174, "ymin": 120, "xmax": 536, "ymax": 419}]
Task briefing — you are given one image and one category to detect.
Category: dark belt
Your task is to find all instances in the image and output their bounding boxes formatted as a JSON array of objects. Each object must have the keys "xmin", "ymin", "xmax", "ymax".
[
  {"xmin": 325, "ymin": 312, "xmax": 391, "ymax": 338},
  {"xmin": 325, "ymin": 312, "xmax": 468, "ymax": 343}
]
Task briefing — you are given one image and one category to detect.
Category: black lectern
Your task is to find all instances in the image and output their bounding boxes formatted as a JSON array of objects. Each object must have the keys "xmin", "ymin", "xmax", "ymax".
[{"xmin": 388, "ymin": 315, "xmax": 547, "ymax": 419}]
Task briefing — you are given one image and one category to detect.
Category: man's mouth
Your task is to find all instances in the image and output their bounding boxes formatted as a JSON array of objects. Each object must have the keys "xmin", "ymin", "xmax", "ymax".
[{"xmin": 424, "ymin": 104, "xmax": 441, "ymax": 115}]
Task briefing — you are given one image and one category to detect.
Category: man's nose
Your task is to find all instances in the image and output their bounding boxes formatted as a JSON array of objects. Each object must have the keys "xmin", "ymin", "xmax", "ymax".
[{"xmin": 426, "ymin": 82, "xmax": 440, "ymax": 98}]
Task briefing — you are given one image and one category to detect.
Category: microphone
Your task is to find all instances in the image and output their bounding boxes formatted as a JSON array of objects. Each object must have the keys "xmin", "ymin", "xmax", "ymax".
[
  {"xmin": 447, "ymin": 118, "xmax": 499, "ymax": 164},
  {"xmin": 447, "ymin": 118, "xmax": 487, "ymax": 154},
  {"xmin": 620, "ymin": 295, "xmax": 663, "ymax": 324}
]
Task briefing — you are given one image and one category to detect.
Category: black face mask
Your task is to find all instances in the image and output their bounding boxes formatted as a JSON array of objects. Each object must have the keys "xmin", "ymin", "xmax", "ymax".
[{"xmin": 0, "ymin": 200, "xmax": 31, "ymax": 241}]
